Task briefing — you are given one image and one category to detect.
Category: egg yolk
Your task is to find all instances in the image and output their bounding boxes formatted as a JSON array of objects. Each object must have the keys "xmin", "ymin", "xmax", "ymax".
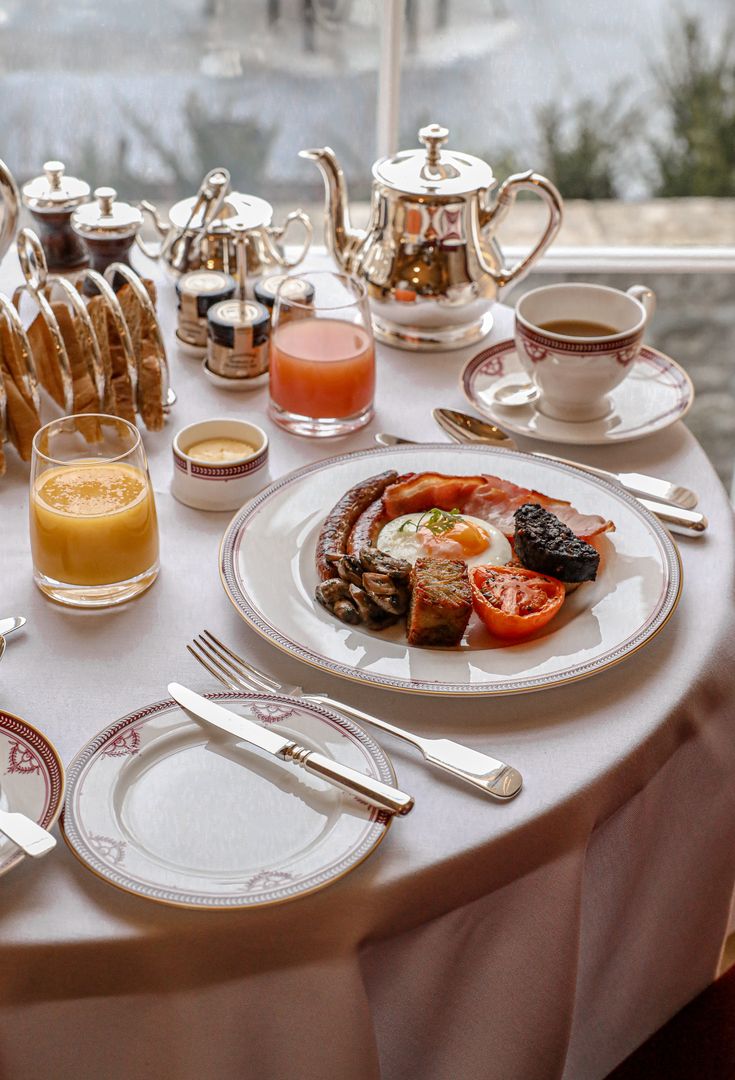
[{"xmin": 417, "ymin": 520, "xmax": 490, "ymax": 559}]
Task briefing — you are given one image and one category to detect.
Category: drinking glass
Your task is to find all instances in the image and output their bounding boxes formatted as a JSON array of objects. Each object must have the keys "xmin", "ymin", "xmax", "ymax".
[
  {"xmin": 269, "ymin": 271, "xmax": 375, "ymax": 437},
  {"xmin": 29, "ymin": 414, "xmax": 159, "ymax": 607}
]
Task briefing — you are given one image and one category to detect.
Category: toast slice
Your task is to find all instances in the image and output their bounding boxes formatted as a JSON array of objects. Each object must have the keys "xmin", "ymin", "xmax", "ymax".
[
  {"xmin": 52, "ymin": 302, "xmax": 101, "ymax": 442},
  {"xmin": 0, "ymin": 373, "xmax": 6, "ymax": 476},
  {"xmin": 117, "ymin": 279, "xmax": 165, "ymax": 431},
  {"xmin": 87, "ymin": 294, "xmax": 114, "ymax": 412},
  {"xmin": 0, "ymin": 314, "xmax": 41, "ymax": 462},
  {"xmin": 27, "ymin": 310, "xmax": 67, "ymax": 408},
  {"xmin": 138, "ymin": 340, "xmax": 164, "ymax": 431}
]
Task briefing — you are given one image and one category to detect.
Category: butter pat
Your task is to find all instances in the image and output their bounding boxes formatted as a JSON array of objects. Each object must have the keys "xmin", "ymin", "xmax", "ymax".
[{"xmin": 186, "ymin": 437, "xmax": 256, "ymax": 464}]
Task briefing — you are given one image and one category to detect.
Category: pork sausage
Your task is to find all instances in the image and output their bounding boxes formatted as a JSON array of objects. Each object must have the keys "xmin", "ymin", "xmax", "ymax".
[{"xmin": 315, "ymin": 470, "xmax": 398, "ymax": 581}]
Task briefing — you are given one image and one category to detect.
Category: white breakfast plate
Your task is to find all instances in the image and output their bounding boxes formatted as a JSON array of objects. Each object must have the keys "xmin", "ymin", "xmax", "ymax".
[
  {"xmin": 0, "ymin": 710, "xmax": 64, "ymax": 877},
  {"xmin": 61, "ymin": 692, "xmax": 393, "ymax": 909},
  {"xmin": 220, "ymin": 444, "xmax": 681, "ymax": 697},
  {"xmin": 461, "ymin": 339, "xmax": 693, "ymax": 445}
]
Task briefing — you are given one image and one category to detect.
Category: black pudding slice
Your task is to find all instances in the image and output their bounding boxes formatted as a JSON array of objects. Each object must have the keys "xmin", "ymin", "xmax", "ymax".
[{"xmin": 514, "ymin": 503, "xmax": 601, "ymax": 583}]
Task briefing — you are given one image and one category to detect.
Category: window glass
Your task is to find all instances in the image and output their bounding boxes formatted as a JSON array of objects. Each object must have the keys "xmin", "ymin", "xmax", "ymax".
[
  {"xmin": 400, "ymin": 0, "xmax": 734, "ymax": 248},
  {"xmin": 0, "ymin": 0, "xmax": 381, "ymax": 219}
]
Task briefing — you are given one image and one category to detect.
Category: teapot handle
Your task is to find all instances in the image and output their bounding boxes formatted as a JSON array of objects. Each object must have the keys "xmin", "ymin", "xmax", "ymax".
[
  {"xmin": 477, "ymin": 170, "xmax": 563, "ymax": 289},
  {"xmin": 135, "ymin": 200, "xmax": 169, "ymax": 261},
  {"xmin": 0, "ymin": 158, "xmax": 19, "ymax": 266},
  {"xmin": 263, "ymin": 209, "xmax": 313, "ymax": 269}
]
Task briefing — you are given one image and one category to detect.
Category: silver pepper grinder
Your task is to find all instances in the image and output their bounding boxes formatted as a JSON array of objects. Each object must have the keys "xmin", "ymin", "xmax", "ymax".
[{"xmin": 71, "ymin": 186, "xmax": 143, "ymax": 292}]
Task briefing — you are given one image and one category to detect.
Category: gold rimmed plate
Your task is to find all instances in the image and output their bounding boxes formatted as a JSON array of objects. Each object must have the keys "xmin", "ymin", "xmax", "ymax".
[{"xmin": 219, "ymin": 444, "xmax": 682, "ymax": 697}]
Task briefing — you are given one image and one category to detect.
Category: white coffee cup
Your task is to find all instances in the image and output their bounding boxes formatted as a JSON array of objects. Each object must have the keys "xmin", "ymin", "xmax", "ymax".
[{"xmin": 515, "ymin": 283, "xmax": 656, "ymax": 422}]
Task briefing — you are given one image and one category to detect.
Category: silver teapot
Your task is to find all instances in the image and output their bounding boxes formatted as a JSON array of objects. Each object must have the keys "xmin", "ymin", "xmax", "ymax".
[
  {"xmin": 0, "ymin": 158, "xmax": 19, "ymax": 264},
  {"xmin": 137, "ymin": 168, "xmax": 312, "ymax": 281},
  {"xmin": 301, "ymin": 124, "xmax": 563, "ymax": 350}
]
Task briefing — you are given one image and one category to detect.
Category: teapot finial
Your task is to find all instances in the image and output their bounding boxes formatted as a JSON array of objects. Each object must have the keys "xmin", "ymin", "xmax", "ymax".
[{"xmin": 419, "ymin": 124, "xmax": 450, "ymax": 168}]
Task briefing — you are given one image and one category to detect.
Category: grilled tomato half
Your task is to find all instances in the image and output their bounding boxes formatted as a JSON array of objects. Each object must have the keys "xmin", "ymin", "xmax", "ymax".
[{"xmin": 470, "ymin": 565, "xmax": 565, "ymax": 641}]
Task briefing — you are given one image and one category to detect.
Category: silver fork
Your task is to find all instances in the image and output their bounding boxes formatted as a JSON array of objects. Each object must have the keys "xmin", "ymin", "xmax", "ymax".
[{"xmin": 187, "ymin": 631, "xmax": 523, "ymax": 801}]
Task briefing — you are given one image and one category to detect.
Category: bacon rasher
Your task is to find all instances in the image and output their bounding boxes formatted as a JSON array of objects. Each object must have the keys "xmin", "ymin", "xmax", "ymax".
[{"xmin": 380, "ymin": 473, "xmax": 614, "ymax": 541}]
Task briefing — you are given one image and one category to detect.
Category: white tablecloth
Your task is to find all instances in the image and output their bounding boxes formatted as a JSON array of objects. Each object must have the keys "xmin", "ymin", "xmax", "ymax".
[{"xmin": 0, "ymin": 250, "xmax": 734, "ymax": 1080}]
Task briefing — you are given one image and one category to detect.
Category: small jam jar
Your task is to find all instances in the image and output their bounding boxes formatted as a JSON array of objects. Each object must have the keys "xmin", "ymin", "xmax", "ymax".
[
  {"xmin": 71, "ymin": 187, "xmax": 143, "ymax": 291},
  {"xmin": 206, "ymin": 299, "xmax": 270, "ymax": 386},
  {"xmin": 175, "ymin": 269, "xmax": 237, "ymax": 355},
  {"xmin": 22, "ymin": 161, "xmax": 91, "ymax": 272},
  {"xmin": 254, "ymin": 273, "xmax": 315, "ymax": 313}
]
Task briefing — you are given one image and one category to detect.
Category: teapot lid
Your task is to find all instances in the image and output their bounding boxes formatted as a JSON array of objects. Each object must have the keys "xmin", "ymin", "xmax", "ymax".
[
  {"xmin": 373, "ymin": 124, "xmax": 493, "ymax": 196},
  {"xmin": 22, "ymin": 161, "xmax": 90, "ymax": 212},
  {"xmin": 71, "ymin": 187, "xmax": 143, "ymax": 238},
  {"xmin": 169, "ymin": 191, "xmax": 273, "ymax": 232}
]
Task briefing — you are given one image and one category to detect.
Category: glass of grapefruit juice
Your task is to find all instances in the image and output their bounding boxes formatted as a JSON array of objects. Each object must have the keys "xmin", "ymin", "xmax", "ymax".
[
  {"xmin": 30, "ymin": 414, "xmax": 159, "ymax": 607},
  {"xmin": 269, "ymin": 271, "xmax": 375, "ymax": 437}
]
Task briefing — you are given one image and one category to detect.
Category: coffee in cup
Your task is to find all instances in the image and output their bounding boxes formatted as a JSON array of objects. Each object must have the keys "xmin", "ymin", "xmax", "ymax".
[{"xmin": 514, "ymin": 283, "xmax": 656, "ymax": 422}]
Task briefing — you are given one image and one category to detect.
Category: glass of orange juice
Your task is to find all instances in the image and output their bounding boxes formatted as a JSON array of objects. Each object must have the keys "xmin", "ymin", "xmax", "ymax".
[
  {"xmin": 29, "ymin": 414, "xmax": 159, "ymax": 608},
  {"xmin": 269, "ymin": 271, "xmax": 375, "ymax": 437}
]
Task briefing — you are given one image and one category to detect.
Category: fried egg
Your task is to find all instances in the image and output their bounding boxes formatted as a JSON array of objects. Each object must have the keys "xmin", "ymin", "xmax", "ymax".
[{"xmin": 377, "ymin": 512, "xmax": 512, "ymax": 568}]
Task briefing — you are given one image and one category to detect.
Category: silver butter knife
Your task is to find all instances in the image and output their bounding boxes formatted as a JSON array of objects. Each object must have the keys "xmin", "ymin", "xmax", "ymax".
[
  {"xmin": 168, "ymin": 683, "xmax": 414, "ymax": 816},
  {"xmin": 375, "ymin": 433, "xmax": 707, "ymax": 536},
  {"xmin": 0, "ymin": 808, "xmax": 56, "ymax": 858}
]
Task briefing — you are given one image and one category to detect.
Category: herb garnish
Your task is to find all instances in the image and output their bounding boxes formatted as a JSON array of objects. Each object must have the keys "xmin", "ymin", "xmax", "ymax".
[{"xmin": 398, "ymin": 507, "xmax": 464, "ymax": 536}]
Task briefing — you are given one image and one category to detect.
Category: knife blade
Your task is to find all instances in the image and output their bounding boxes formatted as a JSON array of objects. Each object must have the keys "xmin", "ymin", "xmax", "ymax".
[{"xmin": 168, "ymin": 683, "xmax": 414, "ymax": 816}]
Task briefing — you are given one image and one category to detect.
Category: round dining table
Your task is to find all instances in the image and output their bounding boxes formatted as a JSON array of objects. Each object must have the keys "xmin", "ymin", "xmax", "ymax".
[{"xmin": 0, "ymin": 248, "xmax": 734, "ymax": 1080}]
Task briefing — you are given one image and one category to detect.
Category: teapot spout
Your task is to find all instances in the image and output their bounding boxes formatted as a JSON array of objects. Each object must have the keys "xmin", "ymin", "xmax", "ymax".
[{"xmin": 299, "ymin": 147, "xmax": 364, "ymax": 270}]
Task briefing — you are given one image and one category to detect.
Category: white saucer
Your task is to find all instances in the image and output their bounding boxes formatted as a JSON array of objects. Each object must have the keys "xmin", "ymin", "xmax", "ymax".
[
  {"xmin": 461, "ymin": 339, "xmax": 694, "ymax": 445},
  {"xmin": 202, "ymin": 360, "xmax": 269, "ymax": 392}
]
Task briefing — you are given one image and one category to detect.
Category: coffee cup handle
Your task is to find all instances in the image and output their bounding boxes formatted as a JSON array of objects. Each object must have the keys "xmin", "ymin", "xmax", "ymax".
[{"xmin": 627, "ymin": 284, "xmax": 656, "ymax": 322}]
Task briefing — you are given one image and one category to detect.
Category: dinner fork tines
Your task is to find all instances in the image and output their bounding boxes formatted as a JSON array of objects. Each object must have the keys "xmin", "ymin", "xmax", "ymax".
[{"xmin": 187, "ymin": 631, "xmax": 523, "ymax": 801}]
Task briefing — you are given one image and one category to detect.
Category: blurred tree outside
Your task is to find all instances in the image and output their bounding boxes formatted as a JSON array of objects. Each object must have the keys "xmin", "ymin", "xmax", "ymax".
[
  {"xmin": 535, "ymin": 95, "xmax": 640, "ymax": 200},
  {"xmin": 651, "ymin": 16, "xmax": 735, "ymax": 197}
]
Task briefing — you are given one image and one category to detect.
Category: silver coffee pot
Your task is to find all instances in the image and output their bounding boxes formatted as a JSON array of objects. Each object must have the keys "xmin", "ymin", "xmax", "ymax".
[{"xmin": 301, "ymin": 123, "xmax": 563, "ymax": 350}]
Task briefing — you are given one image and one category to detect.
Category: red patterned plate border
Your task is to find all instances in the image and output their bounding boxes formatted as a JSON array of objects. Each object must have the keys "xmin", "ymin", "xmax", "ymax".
[{"xmin": 0, "ymin": 710, "xmax": 64, "ymax": 877}]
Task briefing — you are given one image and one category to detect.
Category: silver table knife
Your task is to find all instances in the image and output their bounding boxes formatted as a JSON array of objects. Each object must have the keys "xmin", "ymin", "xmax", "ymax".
[
  {"xmin": 0, "ymin": 808, "xmax": 56, "ymax": 858},
  {"xmin": 168, "ymin": 683, "xmax": 414, "ymax": 816}
]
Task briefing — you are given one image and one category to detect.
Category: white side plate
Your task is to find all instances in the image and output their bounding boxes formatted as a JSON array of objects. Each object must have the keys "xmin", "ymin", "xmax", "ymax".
[{"xmin": 61, "ymin": 693, "xmax": 393, "ymax": 909}]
